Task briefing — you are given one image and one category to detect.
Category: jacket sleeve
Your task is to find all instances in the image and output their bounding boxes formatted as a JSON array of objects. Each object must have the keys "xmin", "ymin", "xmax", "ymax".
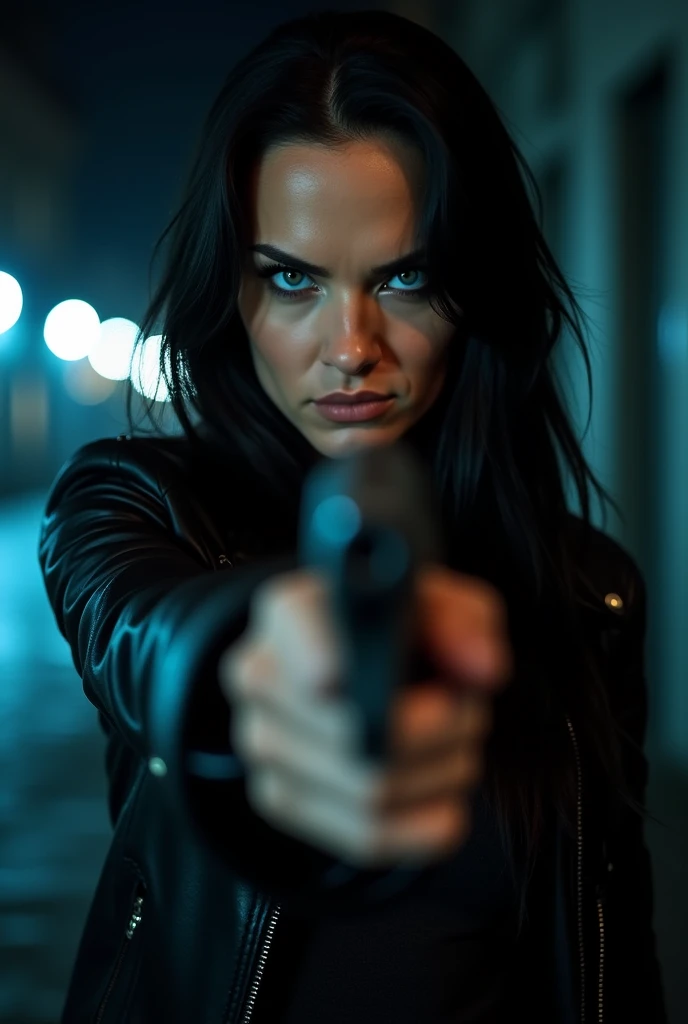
[
  {"xmin": 38, "ymin": 438, "xmax": 430, "ymax": 915},
  {"xmin": 603, "ymin": 563, "xmax": 668, "ymax": 1022}
]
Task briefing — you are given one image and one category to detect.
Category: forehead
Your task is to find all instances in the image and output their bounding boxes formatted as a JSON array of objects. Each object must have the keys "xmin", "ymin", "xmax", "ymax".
[{"xmin": 245, "ymin": 139, "xmax": 425, "ymax": 244}]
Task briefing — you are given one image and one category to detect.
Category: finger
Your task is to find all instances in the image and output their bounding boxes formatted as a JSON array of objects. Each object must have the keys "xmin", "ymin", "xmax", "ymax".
[
  {"xmin": 224, "ymin": 650, "xmax": 491, "ymax": 771},
  {"xmin": 416, "ymin": 567, "xmax": 512, "ymax": 687},
  {"xmin": 254, "ymin": 571, "xmax": 344, "ymax": 695},
  {"xmin": 218, "ymin": 643, "xmax": 276, "ymax": 703},
  {"xmin": 378, "ymin": 740, "xmax": 483, "ymax": 812},
  {"xmin": 231, "ymin": 702, "xmax": 386, "ymax": 809},
  {"xmin": 382, "ymin": 797, "xmax": 471, "ymax": 863},
  {"xmin": 389, "ymin": 684, "xmax": 492, "ymax": 763},
  {"xmin": 246, "ymin": 764, "xmax": 377, "ymax": 862},
  {"xmin": 222, "ymin": 643, "xmax": 360, "ymax": 754},
  {"xmin": 232, "ymin": 695, "xmax": 481, "ymax": 818},
  {"xmin": 247, "ymin": 763, "xmax": 468, "ymax": 867}
]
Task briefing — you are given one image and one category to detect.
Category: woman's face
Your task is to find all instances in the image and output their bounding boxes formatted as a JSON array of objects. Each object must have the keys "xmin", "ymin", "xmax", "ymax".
[{"xmin": 237, "ymin": 136, "xmax": 456, "ymax": 459}]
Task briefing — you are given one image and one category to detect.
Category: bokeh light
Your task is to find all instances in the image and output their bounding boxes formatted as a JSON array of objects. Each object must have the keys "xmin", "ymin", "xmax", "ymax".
[
  {"xmin": 44, "ymin": 299, "xmax": 100, "ymax": 361},
  {"xmin": 63, "ymin": 358, "xmax": 118, "ymax": 405},
  {"xmin": 88, "ymin": 317, "xmax": 139, "ymax": 380},
  {"xmin": 0, "ymin": 272, "xmax": 23, "ymax": 334},
  {"xmin": 130, "ymin": 334, "xmax": 170, "ymax": 403}
]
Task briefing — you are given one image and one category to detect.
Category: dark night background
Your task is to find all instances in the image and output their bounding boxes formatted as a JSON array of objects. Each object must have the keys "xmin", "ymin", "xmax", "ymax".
[{"xmin": 1, "ymin": 1, "xmax": 686, "ymax": 1021}]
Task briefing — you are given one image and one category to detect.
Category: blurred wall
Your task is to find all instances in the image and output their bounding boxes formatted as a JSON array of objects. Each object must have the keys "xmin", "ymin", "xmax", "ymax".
[
  {"xmin": 0, "ymin": 18, "xmax": 81, "ymax": 497},
  {"xmin": 436, "ymin": 0, "xmax": 688, "ymax": 769},
  {"xmin": 425, "ymin": 0, "xmax": 688, "ymax": 1017}
]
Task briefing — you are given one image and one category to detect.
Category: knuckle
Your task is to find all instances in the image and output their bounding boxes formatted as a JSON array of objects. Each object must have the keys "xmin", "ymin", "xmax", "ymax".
[
  {"xmin": 260, "ymin": 569, "xmax": 324, "ymax": 610},
  {"xmin": 255, "ymin": 768, "xmax": 304, "ymax": 827},
  {"xmin": 233, "ymin": 709, "xmax": 276, "ymax": 766},
  {"xmin": 220, "ymin": 641, "xmax": 260, "ymax": 700},
  {"xmin": 246, "ymin": 716, "xmax": 276, "ymax": 765}
]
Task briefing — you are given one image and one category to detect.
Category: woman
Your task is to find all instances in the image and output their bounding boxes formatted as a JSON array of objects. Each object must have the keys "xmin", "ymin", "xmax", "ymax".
[{"xmin": 39, "ymin": 9, "xmax": 667, "ymax": 1024}]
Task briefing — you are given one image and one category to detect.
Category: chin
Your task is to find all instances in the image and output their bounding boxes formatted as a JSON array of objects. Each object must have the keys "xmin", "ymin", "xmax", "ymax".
[{"xmin": 307, "ymin": 424, "xmax": 406, "ymax": 459}]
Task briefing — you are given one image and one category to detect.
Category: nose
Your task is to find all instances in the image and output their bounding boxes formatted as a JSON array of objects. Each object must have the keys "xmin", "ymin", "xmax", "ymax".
[
  {"xmin": 324, "ymin": 345, "xmax": 380, "ymax": 376},
  {"xmin": 320, "ymin": 298, "xmax": 383, "ymax": 376}
]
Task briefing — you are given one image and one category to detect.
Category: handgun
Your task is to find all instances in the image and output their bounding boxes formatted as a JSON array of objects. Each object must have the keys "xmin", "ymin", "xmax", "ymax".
[
  {"xmin": 297, "ymin": 440, "xmax": 445, "ymax": 764},
  {"xmin": 177, "ymin": 439, "xmax": 444, "ymax": 782}
]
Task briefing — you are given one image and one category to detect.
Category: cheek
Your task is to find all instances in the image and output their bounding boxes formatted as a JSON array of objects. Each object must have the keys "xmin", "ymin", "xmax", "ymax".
[
  {"xmin": 248, "ymin": 325, "xmax": 314, "ymax": 407},
  {"xmin": 251, "ymin": 328, "xmax": 302, "ymax": 378},
  {"xmin": 399, "ymin": 320, "xmax": 453, "ymax": 377},
  {"xmin": 238, "ymin": 281, "xmax": 299, "ymax": 378}
]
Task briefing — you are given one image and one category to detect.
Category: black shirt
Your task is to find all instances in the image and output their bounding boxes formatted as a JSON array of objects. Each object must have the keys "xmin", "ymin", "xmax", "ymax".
[{"xmin": 252, "ymin": 787, "xmax": 521, "ymax": 1023}]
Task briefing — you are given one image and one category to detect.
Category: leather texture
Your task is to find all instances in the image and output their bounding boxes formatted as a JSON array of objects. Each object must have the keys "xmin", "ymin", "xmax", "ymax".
[{"xmin": 37, "ymin": 434, "xmax": 668, "ymax": 1024}]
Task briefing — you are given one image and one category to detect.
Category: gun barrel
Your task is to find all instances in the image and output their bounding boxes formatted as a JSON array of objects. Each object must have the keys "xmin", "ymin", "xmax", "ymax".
[{"xmin": 298, "ymin": 442, "xmax": 444, "ymax": 762}]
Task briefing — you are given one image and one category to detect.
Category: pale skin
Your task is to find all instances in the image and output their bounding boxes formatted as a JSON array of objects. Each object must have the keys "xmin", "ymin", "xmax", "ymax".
[{"xmin": 219, "ymin": 137, "xmax": 512, "ymax": 866}]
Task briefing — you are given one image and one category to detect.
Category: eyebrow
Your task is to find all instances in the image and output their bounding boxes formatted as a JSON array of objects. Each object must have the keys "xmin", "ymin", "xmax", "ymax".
[{"xmin": 248, "ymin": 243, "xmax": 427, "ymax": 280}]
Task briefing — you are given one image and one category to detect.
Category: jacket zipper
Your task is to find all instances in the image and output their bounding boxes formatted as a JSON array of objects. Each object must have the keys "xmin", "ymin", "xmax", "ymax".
[
  {"xmin": 596, "ymin": 881, "xmax": 606, "ymax": 1023},
  {"xmin": 218, "ymin": 548, "xmax": 284, "ymax": 1023},
  {"xmin": 240, "ymin": 903, "xmax": 282, "ymax": 1023},
  {"xmin": 566, "ymin": 716, "xmax": 604, "ymax": 1024},
  {"xmin": 94, "ymin": 887, "xmax": 145, "ymax": 1024},
  {"xmin": 566, "ymin": 716, "xmax": 586, "ymax": 1023}
]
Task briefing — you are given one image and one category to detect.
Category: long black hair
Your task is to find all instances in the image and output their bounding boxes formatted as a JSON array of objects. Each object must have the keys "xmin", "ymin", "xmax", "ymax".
[{"xmin": 127, "ymin": 8, "xmax": 652, "ymax": 933}]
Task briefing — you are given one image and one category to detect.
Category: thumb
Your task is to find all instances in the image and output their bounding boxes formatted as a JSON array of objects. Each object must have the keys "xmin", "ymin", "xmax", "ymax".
[{"xmin": 416, "ymin": 566, "xmax": 512, "ymax": 690}]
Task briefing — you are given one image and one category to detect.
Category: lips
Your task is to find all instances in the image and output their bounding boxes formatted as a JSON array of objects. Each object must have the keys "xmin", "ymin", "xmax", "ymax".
[
  {"xmin": 314, "ymin": 391, "xmax": 392, "ymax": 405},
  {"xmin": 313, "ymin": 396, "xmax": 395, "ymax": 422}
]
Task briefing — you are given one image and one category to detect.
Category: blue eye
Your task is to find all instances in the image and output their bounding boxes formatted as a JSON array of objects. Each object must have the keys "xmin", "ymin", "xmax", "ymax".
[
  {"xmin": 257, "ymin": 263, "xmax": 430, "ymax": 301},
  {"xmin": 387, "ymin": 270, "xmax": 429, "ymax": 294}
]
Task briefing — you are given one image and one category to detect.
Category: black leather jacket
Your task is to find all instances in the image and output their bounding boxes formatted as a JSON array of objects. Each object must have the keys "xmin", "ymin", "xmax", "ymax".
[{"xmin": 38, "ymin": 434, "xmax": 667, "ymax": 1024}]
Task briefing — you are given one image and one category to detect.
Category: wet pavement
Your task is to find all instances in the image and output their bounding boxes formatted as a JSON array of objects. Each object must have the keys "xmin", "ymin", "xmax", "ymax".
[{"xmin": 0, "ymin": 493, "xmax": 111, "ymax": 1024}]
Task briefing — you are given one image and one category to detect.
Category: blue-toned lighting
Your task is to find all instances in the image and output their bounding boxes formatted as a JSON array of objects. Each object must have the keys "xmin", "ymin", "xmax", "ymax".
[
  {"xmin": 313, "ymin": 496, "xmax": 362, "ymax": 546},
  {"xmin": 44, "ymin": 299, "xmax": 100, "ymax": 361},
  {"xmin": 0, "ymin": 271, "xmax": 23, "ymax": 334},
  {"xmin": 89, "ymin": 317, "xmax": 139, "ymax": 380},
  {"xmin": 63, "ymin": 358, "xmax": 117, "ymax": 405}
]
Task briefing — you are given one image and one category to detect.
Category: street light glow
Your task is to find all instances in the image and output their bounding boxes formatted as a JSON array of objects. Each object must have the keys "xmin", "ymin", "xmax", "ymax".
[
  {"xmin": 44, "ymin": 299, "xmax": 100, "ymax": 361},
  {"xmin": 88, "ymin": 317, "xmax": 139, "ymax": 380},
  {"xmin": 0, "ymin": 272, "xmax": 23, "ymax": 334}
]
